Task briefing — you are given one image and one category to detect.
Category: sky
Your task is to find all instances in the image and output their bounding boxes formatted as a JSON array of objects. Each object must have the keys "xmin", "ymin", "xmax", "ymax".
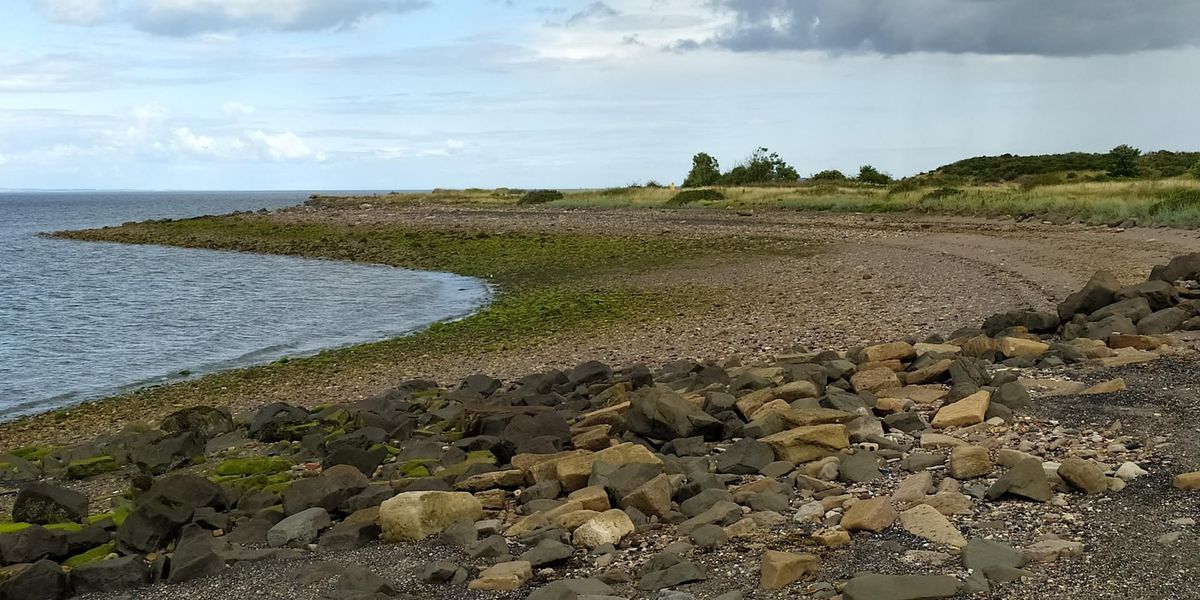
[{"xmin": 2, "ymin": 0, "xmax": 1199, "ymax": 190}]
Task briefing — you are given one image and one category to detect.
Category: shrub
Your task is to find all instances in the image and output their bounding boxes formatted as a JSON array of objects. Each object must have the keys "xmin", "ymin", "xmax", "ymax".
[
  {"xmin": 810, "ymin": 170, "xmax": 848, "ymax": 181},
  {"xmin": 665, "ymin": 189, "xmax": 725, "ymax": 207},
  {"xmin": 1107, "ymin": 144, "xmax": 1141, "ymax": 178},
  {"xmin": 518, "ymin": 189, "xmax": 564, "ymax": 205},
  {"xmin": 921, "ymin": 187, "xmax": 963, "ymax": 201},
  {"xmin": 1017, "ymin": 173, "xmax": 1064, "ymax": 191},
  {"xmin": 857, "ymin": 165, "xmax": 893, "ymax": 185},
  {"xmin": 683, "ymin": 153, "xmax": 721, "ymax": 187}
]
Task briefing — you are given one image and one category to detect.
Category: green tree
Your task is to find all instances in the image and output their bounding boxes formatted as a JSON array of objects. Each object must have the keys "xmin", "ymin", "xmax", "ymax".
[
  {"xmin": 682, "ymin": 152, "xmax": 721, "ymax": 187},
  {"xmin": 857, "ymin": 165, "xmax": 893, "ymax": 185},
  {"xmin": 1188, "ymin": 160, "xmax": 1200, "ymax": 180},
  {"xmin": 810, "ymin": 169, "xmax": 847, "ymax": 181},
  {"xmin": 1107, "ymin": 144, "xmax": 1142, "ymax": 178},
  {"xmin": 719, "ymin": 147, "xmax": 799, "ymax": 185}
]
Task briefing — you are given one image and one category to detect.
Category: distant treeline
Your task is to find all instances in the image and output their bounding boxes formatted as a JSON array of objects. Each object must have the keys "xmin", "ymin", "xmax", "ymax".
[{"xmin": 682, "ymin": 146, "xmax": 1200, "ymax": 189}]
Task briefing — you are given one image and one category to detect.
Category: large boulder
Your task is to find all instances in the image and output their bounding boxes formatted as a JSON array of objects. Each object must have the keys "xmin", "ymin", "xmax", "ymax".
[
  {"xmin": 69, "ymin": 555, "xmax": 150, "ymax": 594},
  {"xmin": 760, "ymin": 425, "xmax": 849, "ymax": 463},
  {"xmin": 624, "ymin": 389, "xmax": 723, "ymax": 442},
  {"xmin": 0, "ymin": 525, "xmax": 68, "ymax": 565},
  {"xmin": 1138, "ymin": 307, "xmax": 1190, "ymax": 335},
  {"xmin": 1057, "ymin": 271, "xmax": 1122, "ymax": 321},
  {"xmin": 1089, "ymin": 298, "xmax": 1152, "ymax": 323},
  {"xmin": 159, "ymin": 406, "xmax": 234, "ymax": 441},
  {"xmin": 267, "ymin": 507, "xmax": 332, "ymax": 548},
  {"xmin": 716, "ymin": 438, "xmax": 775, "ymax": 475},
  {"xmin": 1114, "ymin": 281, "xmax": 1180, "ymax": 311},
  {"xmin": 982, "ymin": 309, "xmax": 1059, "ymax": 336},
  {"xmin": 283, "ymin": 464, "xmax": 368, "ymax": 516},
  {"xmin": 12, "ymin": 483, "xmax": 87, "ymax": 525},
  {"xmin": 169, "ymin": 524, "xmax": 223, "ymax": 584},
  {"xmin": 1150, "ymin": 252, "xmax": 1200, "ymax": 283},
  {"xmin": 571, "ymin": 509, "xmax": 635, "ymax": 548},
  {"xmin": 0, "ymin": 560, "xmax": 68, "ymax": 600},
  {"xmin": 379, "ymin": 491, "xmax": 483, "ymax": 542}
]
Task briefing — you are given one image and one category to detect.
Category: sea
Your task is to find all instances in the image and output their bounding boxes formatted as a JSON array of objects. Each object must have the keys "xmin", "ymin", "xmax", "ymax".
[{"xmin": 0, "ymin": 191, "xmax": 490, "ymax": 422}]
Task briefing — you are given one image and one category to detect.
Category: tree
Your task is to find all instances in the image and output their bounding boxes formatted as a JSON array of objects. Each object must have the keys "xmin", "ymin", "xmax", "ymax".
[
  {"xmin": 810, "ymin": 169, "xmax": 847, "ymax": 182},
  {"xmin": 719, "ymin": 147, "xmax": 799, "ymax": 185},
  {"xmin": 857, "ymin": 165, "xmax": 893, "ymax": 185},
  {"xmin": 1107, "ymin": 144, "xmax": 1141, "ymax": 178},
  {"xmin": 683, "ymin": 153, "xmax": 721, "ymax": 187}
]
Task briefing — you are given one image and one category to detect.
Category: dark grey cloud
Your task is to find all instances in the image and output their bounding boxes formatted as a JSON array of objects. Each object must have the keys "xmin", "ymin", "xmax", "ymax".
[{"xmin": 709, "ymin": 0, "xmax": 1200, "ymax": 56}]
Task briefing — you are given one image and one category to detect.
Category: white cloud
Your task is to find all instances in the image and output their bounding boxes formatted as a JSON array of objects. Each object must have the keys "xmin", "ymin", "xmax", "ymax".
[
  {"xmin": 172, "ymin": 127, "xmax": 217, "ymax": 153},
  {"xmin": 36, "ymin": 0, "xmax": 115, "ymax": 26},
  {"xmin": 248, "ymin": 129, "xmax": 323, "ymax": 161},
  {"xmin": 221, "ymin": 100, "xmax": 256, "ymax": 119},
  {"xmin": 417, "ymin": 138, "xmax": 467, "ymax": 157}
]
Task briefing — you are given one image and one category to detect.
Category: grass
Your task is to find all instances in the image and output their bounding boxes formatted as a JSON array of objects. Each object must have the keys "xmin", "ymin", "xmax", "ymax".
[
  {"xmin": 11, "ymin": 216, "xmax": 813, "ymax": 438},
  {"xmin": 314, "ymin": 178, "xmax": 1200, "ymax": 227}
]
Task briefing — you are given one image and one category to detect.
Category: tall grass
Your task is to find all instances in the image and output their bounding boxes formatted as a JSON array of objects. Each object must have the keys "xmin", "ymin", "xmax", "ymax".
[{"xmin": 309, "ymin": 179, "xmax": 1200, "ymax": 228}]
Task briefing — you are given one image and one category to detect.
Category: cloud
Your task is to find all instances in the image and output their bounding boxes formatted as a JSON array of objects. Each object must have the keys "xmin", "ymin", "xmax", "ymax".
[
  {"xmin": 248, "ymin": 130, "xmax": 323, "ymax": 161},
  {"xmin": 564, "ymin": 2, "xmax": 619, "ymax": 27},
  {"xmin": 35, "ymin": 0, "xmax": 429, "ymax": 35},
  {"xmin": 708, "ymin": 0, "xmax": 1200, "ymax": 56},
  {"xmin": 172, "ymin": 127, "xmax": 217, "ymax": 154},
  {"xmin": 221, "ymin": 101, "xmax": 256, "ymax": 119}
]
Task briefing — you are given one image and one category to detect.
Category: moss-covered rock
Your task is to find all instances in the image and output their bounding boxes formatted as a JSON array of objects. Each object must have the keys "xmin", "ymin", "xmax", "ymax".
[
  {"xmin": 66, "ymin": 455, "xmax": 120, "ymax": 479},
  {"xmin": 9, "ymin": 446, "xmax": 61, "ymax": 462},
  {"xmin": 62, "ymin": 542, "xmax": 117, "ymax": 569},
  {"xmin": 44, "ymin": 522, "xmax": 84, "ymax": 533},
  {"xmin": 215, "ymin": 457, "xmax": 291, "ymax": 476},
  {"xmin": 0, "ymin": 522, "xmax": 32, "ymax": 534}
]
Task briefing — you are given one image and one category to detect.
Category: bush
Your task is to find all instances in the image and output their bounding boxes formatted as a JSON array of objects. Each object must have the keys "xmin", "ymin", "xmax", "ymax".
[
  {"xmin": 1107, "ymin": 144, "xmax": 1141, "ymax": 178},
  {"xmin": 921, "ymin": 187, "xmax": 963, "ymax": 201},
  {"xmin": 1017, "ymin": 173, "xmax": 1064, "ymax": 191},
  {"xmin": 518, "ymin": 189, "xmax": 564, "ymax": 205},
  {"xmin": 683, "ymin": 153, "xmax": 721, "ymax": 187},
  {"xmin": 665, "ymin": 189, "xmax": 725, "ymax": 207},
  {"xmin": 810, "ymin": 170, "xmax": 848, "ymax": 181},
  {"xmin": 857, "ymin": 165, "xmax": 893, "ymax": 185}
]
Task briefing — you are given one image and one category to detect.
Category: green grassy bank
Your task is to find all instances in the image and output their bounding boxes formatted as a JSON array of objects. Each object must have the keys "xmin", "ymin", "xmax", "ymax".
[{"xmin": 317, "ymin": 178, "xmax": 1200, "ymax": 228}]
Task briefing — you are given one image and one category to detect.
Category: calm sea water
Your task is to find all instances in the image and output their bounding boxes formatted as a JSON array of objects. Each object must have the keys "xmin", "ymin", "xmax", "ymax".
[{"xmin": 0, "ymin": 191, "xmax": 489, "ymax": 422}]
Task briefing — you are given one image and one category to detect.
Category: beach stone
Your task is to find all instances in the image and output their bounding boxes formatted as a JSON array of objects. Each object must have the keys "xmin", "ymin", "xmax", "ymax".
[
  {"xmin": 334, "ymin": 565, "xmax": 396, "ymax": 596},
  {"xmin": 267, "ymin": 507, "xmax": 331, "ymax": 548},
  {"xmin": 620, "ymin": 474, "xmax": 673, "ymax": 518},
  {"xmin": 689, "ymin": 523, "xmax": 729, "ymax": 549},
  {"xmin": 932, "ymin": 391, "xmax": 989, "ymax": 429},
  {"xmin": 1080, "ymin": 378, "xmax": 1127, "ymax": 395},
  {"xmin": 117, "ymin": 496, "xmax": 194, "ymax": 555},
  {"xmin": 1138, "ymin": 307, "xmax": 1190, "ymax": 335},
  {"xmin": 1058, "ymin": 271, "xmax": 1122, "ymax": 320},
  {"xmin": 160, "ymin": 406, "xmax": 234, "ymax": 440},
  {"xmin": 899, "ymin": 505, "xmax": 966, "ymax": 547},
  {"xmin": 0, "ymin": 560, "xmax": 68, "ymax": 600},
  {"xmin": 962, "ymin": 538, "xmax": 1025, "ymax": 579},
  {"xmin": 454, "ymin": 469, "xmax": 525, "ymax": 492},
  {"xmin": 568, "ymin": 486, "xmax": 611, "ymax": 512},
  {"xmin": 759, "ymin": 550, "xmax": 819, "ymax": 590},
  {"xmin": 418, "ymin": 561, "xmax": 467, "ymax": 584},
  {"xmin": 320, "ymin": 511, "xmax": 382, "ymax": 551},
  {"xmin": 520, "ymin": 538, "xmax": 575, "ymax": 567},
  {"xmin": 13, "ymin": 483, "xmax": 88, "ymax": 525},
  {"xmin": 468, "ymin": 560, "xmax": 533, "ymax": 592},
  {"xmin": 850, "ymin": 368, "xmax": 901, "ymax": 394},
  {"xmin": 716, "ymin": 438, "xmax": 774, "ymax": 475},
  {"xmin": 170, "ymin": 524, "xmax": 224, "ymax": 583},
  {"xmin": 624, "ymin": 389, "xmax": 723, "ymax": 442},
  {"xmin": 841, "ymin": 496, "xmax": 896, "ymax": 532},
  {"xmin": 1151, "ymin": 252, "xmax": 1200, "ymax": 283},
  {"xmin": 1057, "ymin": 458, "xmax": 1108, "ymax": 494},
  {"xmin": 1116, "ymin": 280, "xmax": 1180, "ymax": 310},
  {"xmin": 838, "ymin": 451, "xmax": 882, "ymax": 483},
  {"xmin": 1173, "ymin": 472, "xmax": 1200, "ymax": 490},
  {"xmin": 1116, "ymin": 462, "xmax": 1149, "ymax": 481},
  {"xmin": 992, "ymin": 382, "xmax": 1031, "ymax": 410},
  {"xmin": 986, "ymin": 459, "xmax": 1052, "ymax": 502},
  {"xmin": 526, "ymin": 578, "xmax": 617, "ymax": 600},
  {"xmin": 379, "ymin": 491, "xmax": 483, "ymax": 542},
  {"xmin": 1023, "ymin": 540, "xmax": 1084, "ymax": 563},
  {"xmin": 572, "ymin": 510, "xmax": 635, "ymax": 548},
  {"xmin": 947, "ymin": 446, "xmax": 992, "ymax": 479},
  {"xmin": 861, "ymin": 342, "xmax": 917, "ymax": 363},
  {"xmin": 283, "ymin": 464, "xmax": 369, "ymax": 516},
  {"xmin": 637, "ymin": 554, "xmax": 706, "ymax": 590},
  {"xmin": 842, "ymin": 573, "xmax": 960, "ymax": 600},
  {"xmin": 893, "ymin": 472, "xmax": 934, "ymax": 507},
  {"xmin": 553, "ymin": 443, "xmax": 662, "ymax": 491},
  {"xmin": 998, "ymin": 337, "xmax": 1049, "ymax": 359},
  {"xmin": 69, "ymin": 555, "xmax": 150, "ymax": 594},
  {"xmin": 676, "ymin": 502, "xmax": 742, "ymax": 536},
  {"xmin": 760, "ymin": 425, "xmax": 849, "ymax": 463}
]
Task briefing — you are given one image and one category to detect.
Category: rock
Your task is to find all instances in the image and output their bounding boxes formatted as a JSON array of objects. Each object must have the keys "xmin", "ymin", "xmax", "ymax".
[
  {"xmin": 378, "ymin": 491, "xmax": 483, "ymax": 542},
  {"xmin": 893, "ymin": 472, "xmax": 934, "ymax": 507},
  {"xmin": 1138, "ymin": 307, "xmax": 1190, "ymax": 335},
  {"xmin": 552, "ymin": 443, "xmax": 663, "ymax": 491},
  {"xmin": 1108, "ymin": 334, "xmax": 1165, "ymax": 351},
  {"xmin": 468, "ymin": 560, "xmax": 533, "ymax": 592},
  {"xmin": 689, "ymin": 523, "xmax": 729, "ymax": 549},
  {"xmin": 334, "ymin": 565, "xmax": 396, "ymax": 596},
  {"xmin": 624, "ymin": 389, "xmax": 723, "ymax": 442},
  {"xmin": 169, "ymin": 524, "xmax": 224, "ymax": 584},
  {"xmin": 418, "ymin": 560, "xmax": 467, "ymax": 585},
  {"xmin": 1116, "ymin": 280, "xmax": 1180, "ymax": 311},
  {"xmin": 1023, "ymin": 539, "xmax": 1084, "ymax": 563},
  {"xmin": 637, "ymin": 554, "xmax": 706, "ymax": 590},
  {"xmin": 117, "ymin": 495, "xmax": 194, "ymax": 554},
  {"xmin": 12, "ymin": 483, "xmax": 88, "ymax": 525},
  {"xmin": 899, "ymin": 505, "xmax": 966, "ymax": 547},
  {"xmin": 838, "ymin": 451, "xmax": 882, "ymax": 483},
  {"xmin": 1173, "ymin": 472, "xmax": 1200, "ymax": 490},
  {"xmin": 962, "ymin": 538, "xmax": 1025, "ymax": 581},
  {"xmin": 526, "ymin": 578, "xmax": 617, "ymax": 600},
  {"xmin": 572, "ymin": 510, "xmax": 635, "ymax": 548},
  {"xmin": 850, "ymin": 368, "xmax": 900, "ymax": 394},
  {"xmin": 992, "ymin": 382, "xmax": 1031, "ymax": 410},
  {"xmin": 267, "ymin": 507, "xmax": 331, "ymax": 547},
  {"xmin": 69, "ymin": 555, "xmax": 150, "ymax": 594},
  {"xmin": 620, "ymin": 474, "xmax": 673, "ymax": 518},
  {"xmin": 861, "ymin": 342, "xmax": 917, "ymax": 363},
  {"xmin": 1057, "ymin": 458, "xmax": 1108, "ymax": 494},
  {"xmin": 320, "ymin": 513, "xmax": 382, "ymax": 551},
  {"xmin": 716, "ymin": 438, "xmax": 774, "ymax": 475},
  {"xmin": 986, "ymin": 458, "xmax": 1052, "ymax": 502},
  {"xmin": 947, "ymin": 446, "xmax": 992, "ymax": 479},
  {"xmin": 160, "ymin": 406, "xmax": 234, "ymax": 440},
  {"xmin": 931, "ymin": 391, "xmax": 989, "ymax": 429},
  {"xmin": 998, "ymin": 337, "xmax": 1049, "ymax": 359},
  {"xmin": 841, "ymin": 496, "xmax": 896, "ymax": 532},
  {"xmin": 0, "ymin": 560, "xmax": 68, "ymax": 600},
  {"xmin": 759, "ymin": 550, "xmax": 819, "ymax": 590},
  {"xmin": 842, "ymin": 573, "xmax": 960, "ymax": 600},
  {"xmin": 454, "ymin": 469, "xmax": 525, "ymax": 492},
  {"xmin": 983, "ymin": 309, "xmax": 1059, "ymax": 336},
  {"xmin": 1079, "ymin": 378, "xmax": 1127, "ymax": 395},
  {"xmin": 283, "ymin": 464, "xmax": 369, "ymax": 516},
  {"xmin": 760, "ymin": 425, "xmax": 849, "ymax": 463},
  {"xmin": 1150, "ymin": 252, "xmax": 1200, "ymax": 283},
  {"xmin": 1058, "ymin": 271, "xmax": 1122, "ymax": 321},
  {"xmin": 1083, "ymin": 314, "xmax": 1138, "ymax": 341},
  {"xmin": 520, "ymin": 538, "xmax": 575, "ymax": 567},
  {"xmin": 1115, "ymin": 462, "xmax": 1149, "ymax": 481}
]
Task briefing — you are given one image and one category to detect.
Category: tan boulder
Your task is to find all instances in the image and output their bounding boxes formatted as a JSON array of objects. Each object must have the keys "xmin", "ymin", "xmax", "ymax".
[
  {"xmin": 571, "ymin": 425, "xmax": 614, "ymax": 451},
  {"xmin": 567, "ymin": 486, "xmax": 611, "ymax": 511},
  {"xmin": 892, "ymin": 472, "xmax": 934, "ymax": 508},
  {"xmin": 931, "ymin": 391, "xmax": 990, "ymax": 429},
  {"xmin": 851, "ymin": 367, "xmax": 901, "ymax": 394},
  {"xmin": 620, "ymin": 474, "xmax": 673, "ymax": 518},
  {"xmin": 899, "ymin": 504, "xmax": 966, "ymax": 547},
  {"xmin": 959, "ymin": 335, "xmax": 999, "ymax": 357},
  {"xmin": 1108, "ymin": 334, "xmax": 1166, "ymax": 351},
  {"xmin": 998, "ymin": 337, "xmax": 1049, "ymax": 359},
  {"xmin": 454, "ymin": 469, "xmax": 525, "ymax": 492},
  {"xmin": 379, "ymin": 491, "xmax": 483, "ymax": 542},
  {"xmin": 760, "ymin": 424, "xmax": 850, "ymax": 463},
  {"xmin": 1080, "ymin": 378, "xmax": 1127, "ymax": 395},
  {"xmin": 905, "ymin": 359, "xmax": 954, "ymax": 385},
  {"xmin": 555, "ymin": 442, "xmax": 662, "ymax": 491},
  {"xmin": 919, "ymin": 433, "xmax": 967, "ymax": 449},
  {"xmin": 468, "ymin": 561, "xmax": 533, "ymax": 591},
  {"xmin": 914, "ymin": 342, "xmax": 961, "ymax": 355},
  {"xmin": 883, "ymin": 385, "xmax": 948, "ymax": 405},
  {"xmin": 551, "ymin": 509, "xmax": 600, "ymax": 530},
  {"xmin": 859, "ymin": 359, "xmax": 906, "ymax": 373},
  {"xmin": 759, "ymin": 550, "xmax": 820, "ymax": 590},
  {"xmin": 861, "ymin": 342, "xmax": 917, "ymax": 363},
  {"xmin": 840, "ymin": 496, "xmax": 896, "ymax": 532},
  {"xmin": 921, "ymin": 492, "xmax": 973, "ymax": 516},
  {"xmin": 1174, "ymin": 472, "xmax": 1200, "ymax": 490},
  {"xmin": 571, "ymin": 509, "xmax": 635, "ymax": 548},
  {"xmin": 947, "ymin": 446, "xmax": 992, "ymax": 479},
  {"xmin": 811, "ymin": 528, "xmax": 852, "ymax": 547}
]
